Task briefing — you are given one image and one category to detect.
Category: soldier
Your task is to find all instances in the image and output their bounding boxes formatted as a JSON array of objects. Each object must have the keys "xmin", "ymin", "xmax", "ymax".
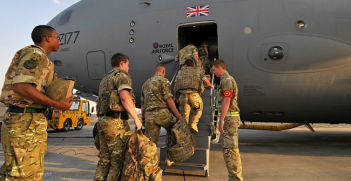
[
  {"xmin": 174, "ymin": 59, "xmax": 214, "ymax": 132},
  {"xmin": 94, "ymin": 53, "xmax": 142, "ymax": 181},
  {"xmin": 174, "ymin": 43, "xmax": 200, "ymax": 69},
  {"xmin": 198, "ymin": 40, "xmax": 211, "ymax": 75},
  {"xmin": 0, "ymin": 25, "xmax": 73, "ymax": 180},
  {"xmin": 212, "ymin": 59, "xmax": 243, "ymax": 181},
  {"xmin": 141, "ymin": 64, "xmax": 181, "ymax": 144}
]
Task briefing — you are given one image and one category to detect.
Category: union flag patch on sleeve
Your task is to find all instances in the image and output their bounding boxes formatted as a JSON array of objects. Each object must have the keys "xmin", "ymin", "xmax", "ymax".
[{"xmin": 222, "ymin": 90, "xmax": 233, "ymax": 98}]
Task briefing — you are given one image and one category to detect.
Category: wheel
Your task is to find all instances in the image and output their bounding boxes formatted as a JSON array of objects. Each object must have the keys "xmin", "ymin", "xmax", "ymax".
[
  {"xmin": 74, "ymin": 119, "xmax": 84, "ymax": 130},
  {"xmin": 93, "ymin": 122, "xmax": 100, "ymax": 150},
  {"xmin": 62, "ymin": 119, "xmax": 71, "ymax": 132},
  {"xmin": 93, "ymin": 122, "xmax": 98, "ymax": 139},
  {"xmin": 0, "ymin": 122, "xmax": 2, "ymax": 140}
]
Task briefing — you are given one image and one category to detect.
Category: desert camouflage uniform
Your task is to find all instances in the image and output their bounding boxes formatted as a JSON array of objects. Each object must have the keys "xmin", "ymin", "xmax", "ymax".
[
  {"xmin": 94, "ymin": 69, "xmax": 133, "ymax": 181},
  {"xmin": 175, "ymin": 45, "xmax": 202, "ymax": 69},
  {"xmin": 141, "ymin": 74, "xmax": 176, "ymax": 145},
  {"xmin": 175, "ymin": 67, "xmax": 207, "ymax": 131},
  {"xmin": 218, "ymin": 71, "xmax": 243, "ymax": 181},
  {"xmin": 0, "ymin": 45, "xmax": 56, "ymax": 180},
  {"xmin": 198, "ymin": 41, "xmax": 211, "ymax": 75}
]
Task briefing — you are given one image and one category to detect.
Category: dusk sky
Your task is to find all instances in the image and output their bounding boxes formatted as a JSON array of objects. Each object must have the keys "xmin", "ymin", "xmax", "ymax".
[{"xmin": 0, "ymin": 0, "xmax": 80, "ymax": 93}]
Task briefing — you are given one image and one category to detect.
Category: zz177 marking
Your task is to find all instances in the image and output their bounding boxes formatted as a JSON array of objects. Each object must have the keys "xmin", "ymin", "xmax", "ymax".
[{"xmin": 59, "ymin": 31, "xmax": 80, "ymax": 45}]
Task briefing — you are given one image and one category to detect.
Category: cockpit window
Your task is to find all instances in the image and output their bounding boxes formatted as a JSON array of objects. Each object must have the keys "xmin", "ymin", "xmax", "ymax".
[
  {"xmin": 57, "ymin": 10, "xmax": 72, "ymax": 26},
  {"xmin": 69, "ymin": 100, "xmax": 80, "ymax": 111}
]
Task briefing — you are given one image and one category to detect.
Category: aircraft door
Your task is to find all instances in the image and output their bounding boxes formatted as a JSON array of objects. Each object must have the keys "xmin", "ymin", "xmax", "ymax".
[
  {"xmin": 177, "ymin": 22, "xmax": 219, "ymax": 75},
  {"xmin": 86, "ymin": 50, "xmax": 106, "ymax": 80}
]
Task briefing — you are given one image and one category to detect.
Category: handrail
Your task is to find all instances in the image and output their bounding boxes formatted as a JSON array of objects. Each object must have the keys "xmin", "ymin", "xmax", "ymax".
[{"xmin": 170, "ymin": 66, "xmax": 181, "ymax": 84}]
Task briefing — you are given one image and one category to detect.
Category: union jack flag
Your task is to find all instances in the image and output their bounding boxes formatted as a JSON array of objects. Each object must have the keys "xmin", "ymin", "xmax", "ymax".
[{"xmin": 186, "ymin": 5, "xmax": 210, "ymax": 18}]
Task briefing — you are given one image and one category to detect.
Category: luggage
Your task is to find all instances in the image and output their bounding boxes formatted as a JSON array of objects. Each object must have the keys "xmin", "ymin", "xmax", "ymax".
[{"xmin": 121, "ymin": 130, "xmax": 162, "ymax": 181}]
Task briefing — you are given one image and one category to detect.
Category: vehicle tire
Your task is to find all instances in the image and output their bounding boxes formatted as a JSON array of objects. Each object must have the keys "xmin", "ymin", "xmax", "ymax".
[
  {"xmin": 74, "ymin": 119, "xmax": 84, "ymax": 130},
  {"xmin": 93, "ymin": 122, "xmax": 98, "ymax": 139},
  {"xmin": 0, "ymin": 122, "xmax": 2, "ymax": 140},
  {"xmin": 93, "ymin": 122, "xmax": 100, "ymax": 150},
  {"xmin": 62, "ymin": 119, "xmax": 71, "ymax": 132}
]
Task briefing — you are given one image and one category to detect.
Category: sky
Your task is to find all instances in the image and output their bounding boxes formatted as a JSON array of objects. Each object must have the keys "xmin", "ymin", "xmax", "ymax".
[{"xmin": 0, "ymin": 0, "xmax": 80, "ymax": 93}]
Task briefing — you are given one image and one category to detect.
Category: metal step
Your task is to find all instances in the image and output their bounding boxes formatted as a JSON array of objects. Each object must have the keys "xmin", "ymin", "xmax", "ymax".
[
  {"xmin": 159, "ymin": 148, "xmax": 210, "ymax": 177},
  {"xmin": 159, "ymin": 162, "xmax": 209, "ymax": 176},
  {"xmin": 160, "ymin": 148, "xmax": 209, "ymax": 164},
  {"xmin": 198, "ymin": 115, "xmax": 213, "ymax": 124},
  {"xmin": 194, "ymin": 124, "xmax": 211, "ymax": 136},
  {"xmin": 159, "ymin": 84, "xmax": 213, "ymax": 177}
]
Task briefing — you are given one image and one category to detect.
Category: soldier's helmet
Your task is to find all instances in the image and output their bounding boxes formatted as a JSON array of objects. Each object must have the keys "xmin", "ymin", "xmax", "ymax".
[{"xmin": 45, "ymin": 77, "xmax": 75, "ymax": 101}]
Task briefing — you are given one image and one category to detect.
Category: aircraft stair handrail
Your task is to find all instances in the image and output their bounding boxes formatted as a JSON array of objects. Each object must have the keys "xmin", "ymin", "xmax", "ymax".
[
  {"xmin": 210, "ymin": 73, "xmax": 221, "ymax": 143},
  {"xmin": 170, "ymin": 66, "xmax": 181, "ymax": 85}
]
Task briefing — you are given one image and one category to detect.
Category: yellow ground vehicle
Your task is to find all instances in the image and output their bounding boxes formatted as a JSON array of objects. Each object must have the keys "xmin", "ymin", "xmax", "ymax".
[{"xmin": 48, "ymin": 99, "xmax": 90, "ymax": 131}]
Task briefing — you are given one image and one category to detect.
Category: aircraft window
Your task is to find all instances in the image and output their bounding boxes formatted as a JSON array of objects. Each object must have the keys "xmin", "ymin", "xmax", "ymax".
[
  {"xmin": 129, "ymin": 29, "xmax": 135, "ymax": 35},
  {"xmin": 244, "ymin": 27, "xmax": 252, "ymax": 35},
  {"xmin": 130, "ymin": 21, "xmax": 135, "ymax": 27},
  {"xmin": 129, "ymin": 37, "xmax": 134, "ymax": 43},
  {"xmin": 269, "ymin": 46, "xmax": 284, "ymax": 60},
  {"xmin": 54, "ymin": 60, "xmax": 62, "ymax": 66},
  {"xmin": 57, "ymin": 10, "xmax": 72, "ymax": 26},
  {"xmin": 296, "ymin": 21, "xmax": 306, "ymax": 29}
]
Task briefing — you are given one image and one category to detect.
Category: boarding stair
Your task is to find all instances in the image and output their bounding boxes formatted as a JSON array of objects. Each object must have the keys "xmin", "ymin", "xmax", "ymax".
[{"xmin": 159, "ymin": 73, "xmax": 219, "ymax": 177}]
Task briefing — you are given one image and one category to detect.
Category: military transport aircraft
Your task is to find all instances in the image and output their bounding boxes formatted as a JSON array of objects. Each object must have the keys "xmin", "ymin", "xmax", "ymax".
[
  {"xmin": 46, "ymin": 0, "xmax": 351, "ymax": 176},
  {"xmin": 48, "ymin": 0, "xmax": 351, "ymax": 125}
]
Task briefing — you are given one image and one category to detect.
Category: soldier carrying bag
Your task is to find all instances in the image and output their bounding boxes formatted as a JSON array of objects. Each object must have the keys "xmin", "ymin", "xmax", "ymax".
[{"xmin": 121, "ymin": 129, "xmax": 163, "ymax": 181}]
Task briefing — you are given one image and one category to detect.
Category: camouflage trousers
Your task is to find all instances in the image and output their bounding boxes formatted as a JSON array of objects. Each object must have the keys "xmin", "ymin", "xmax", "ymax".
[
  {"xmin": 200, "ymin": 56, "xmax": 211, "ymax": 75},
  {"xmin": 0, "ymin": 112, "xmax": 48, "ymax": 181},
  {"xmin": 94, "ymin": 115, "xmax": 132, "ymax": 181},
  {"xmin": 145, "ymin": 108, "xmax": 176, "ymax": 145},
  {"xmin": 221, "ymin": 116, "xmax": 243, "ymax": 181},
  {"xmin": 179, "ymin": 92, "xmax": 203, "ymax": 126}
]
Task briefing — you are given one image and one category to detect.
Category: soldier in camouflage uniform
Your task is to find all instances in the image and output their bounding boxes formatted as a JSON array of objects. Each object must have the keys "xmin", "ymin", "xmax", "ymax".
[
  {"xmin": 212, "ymin": 59, "xmax": 243, "ymax": 181},
  {"xmin": 0, "ymin": 25, "xmax": 73, "ymax": 180},
  {"xmin": 174, "ymin": 60, "xmax": 214, "ymax": 132},
  {"xmin": 198, "ymin": 40, "xmax": 211, "ymax": 75},
  {"xmin": 94, "ymin": 53, "xmax": 142, "ymax": 181},
  {"xmin": 141, "ymin": 64, "xmax": 181, "ymax": 144},
  {"xmin": 174, "ymin": 43, "xmax": 201, "ymax": 69}
]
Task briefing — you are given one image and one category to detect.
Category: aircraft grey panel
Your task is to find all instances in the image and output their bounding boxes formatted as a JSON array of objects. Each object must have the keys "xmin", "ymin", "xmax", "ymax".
[{"xmin": 47, "ymin": 0, "xmax": 351, "ymax": 123}]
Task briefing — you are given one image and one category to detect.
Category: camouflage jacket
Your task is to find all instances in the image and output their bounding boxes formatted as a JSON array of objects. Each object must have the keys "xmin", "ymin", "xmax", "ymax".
[
  {"xmin": 218, "ymin": 71, "xmax": 240, "ymax": 112},
  {"xmin": 198, "ymin": 41, "xmax": 209, "ymax": 57},
  {"xmin": 98, "ymin": 68, "xmax": 133, "ymax": 114},
  {"xmin": 175, "ymin": 45, "xmax": 199, "ymax": 67},
  {"xmin": 0, "ymin": 45, "xmax": 56, "ymax": 108},
  {"xmin": 141, "ymin": 74, "xmax": 172, "ymax": 112},
  {"xmin": 176, "ymin": 67, "xmax": 207, "ymax": 94}
]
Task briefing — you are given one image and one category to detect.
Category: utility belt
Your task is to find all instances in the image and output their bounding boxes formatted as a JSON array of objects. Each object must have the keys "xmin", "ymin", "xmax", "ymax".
[
  {"xmin": 219, "ymin": 111, "xmax": 240, "ymax": 117},
  {"xmin": 99, "ymin": 111, "xmax": 129, "ymax": 120},
  {"xmin": 7, "ymin": 106, "xmax": 46, "ymax": 114},
  {"xmin": 145, "ymin": 107, "xmax": 168, "ymax": 113}
]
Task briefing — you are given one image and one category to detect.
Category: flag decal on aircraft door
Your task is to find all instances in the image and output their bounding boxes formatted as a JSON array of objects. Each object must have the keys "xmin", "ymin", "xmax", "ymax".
[{"xmin": 186, "ymin": 5, "xmax": 209, "ymax": 18}]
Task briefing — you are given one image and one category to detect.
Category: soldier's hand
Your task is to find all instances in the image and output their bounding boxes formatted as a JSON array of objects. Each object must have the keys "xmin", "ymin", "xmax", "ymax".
[
  {"xmin": 56, "ymin": 95, "xmax": 74, "ymax": 111},
  {"xmin": 210, "ymin": 84, "xmax": 215, "ymax": 89},
  {"xmin": 219, "ymin": 122, "xmax": 225, "ymax": 134},
  {"xmin": 135, "ymin": 118, "xmax": 142, "ymax": 130},
  {"xmin": 176, "ymin": 114, "xmax": 181, "ymax": 121}
]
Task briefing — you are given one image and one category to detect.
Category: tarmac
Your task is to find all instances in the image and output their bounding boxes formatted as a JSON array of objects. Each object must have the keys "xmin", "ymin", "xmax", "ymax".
[{"xmin": 0, "ymin": 118, "xmax": 351, "ymax": 181}]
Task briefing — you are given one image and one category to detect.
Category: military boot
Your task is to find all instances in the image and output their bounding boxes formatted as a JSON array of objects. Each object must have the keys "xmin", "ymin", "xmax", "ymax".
[
  {"xmin": 190, "ymin": 123, "xmax": 198, "ymax": 132},
  {"xmin": 166, "ymin": 158, "xmax": 174, "ymax": 166}
]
